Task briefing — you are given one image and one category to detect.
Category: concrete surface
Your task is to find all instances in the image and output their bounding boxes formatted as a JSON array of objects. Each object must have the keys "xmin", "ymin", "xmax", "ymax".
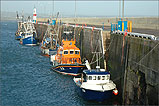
[{"xmin": 37, "ymin": 17, "xmax": 159, "ymax": 37}]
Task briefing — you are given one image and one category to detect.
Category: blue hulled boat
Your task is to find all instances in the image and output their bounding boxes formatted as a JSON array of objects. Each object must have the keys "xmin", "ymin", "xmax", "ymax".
[
  {"xmin": 73, "ymin": 68, "xmax": 118, "ymax": 102},
  {"xmin": 20, "ymin": 17, "xmax": 37, "ymax": 45},
  {"xmin": 20, "ymin": 34, "xmax": 37, "ymax": 45},
  {"xmin": 52, "ymin": 64, "xmax": 85, "ymax": 76}
]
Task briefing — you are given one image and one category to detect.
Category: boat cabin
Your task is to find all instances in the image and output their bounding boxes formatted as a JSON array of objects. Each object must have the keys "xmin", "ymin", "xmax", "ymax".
[
  {"xmin": 56, "ymin": 39, "xmax": 82, "ymax": 64},
  {"xmin": 82, "ymin": 70, "xmax": 110, "ymax": 83}
]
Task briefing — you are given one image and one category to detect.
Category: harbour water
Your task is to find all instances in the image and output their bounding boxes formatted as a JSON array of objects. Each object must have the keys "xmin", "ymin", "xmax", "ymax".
[{"xmin": 0, "ymin": 21, "xmax": 120, "ymax": 105}]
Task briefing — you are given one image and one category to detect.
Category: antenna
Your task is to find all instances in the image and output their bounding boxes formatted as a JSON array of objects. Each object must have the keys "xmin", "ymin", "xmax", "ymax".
[
  {"xmin": 16, "ymin": 11, "xmax": 19, "ymax": 19},
  {"xmin": 22, "ymin": 9, "xmax": 24, "ymax": 18},
  {"xmin": 92, "ymin": 40, "xmax": 103, "ymax": 71},
  {"xmin": 22, "ymin": 9, "xmax": 24, "ymax": 22},
  {"xmin": 52, "ymin": 0, "xmax": 54, "ymax": 19},
  {"xmin": 75, "ymin": 0, "xmax": 76, "ymax": 20}
]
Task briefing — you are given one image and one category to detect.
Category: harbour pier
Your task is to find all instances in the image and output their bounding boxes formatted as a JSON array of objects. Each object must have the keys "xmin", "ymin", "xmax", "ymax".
[{"xmin": 33, "ymin": 17, "xmax": 158, "ymax": 105}]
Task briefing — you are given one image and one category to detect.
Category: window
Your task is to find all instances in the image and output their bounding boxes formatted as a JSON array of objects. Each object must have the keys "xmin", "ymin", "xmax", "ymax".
[
  {"xmin": 93, "ymin": 76, "xmax": 96, "ymax": 80},
  {"xmin": 105, "ymin": 75, "xmax": 110, "ymax": 80},
  {"xmin": 107, "ymin": 75, "xmax": 110, "ymax": 80},
  {"xmin": 86, "ymin": 76, "xmax": 88, "ymax": 80},
  {"xmin": 83, "ymin": 74, "xmax": 86, "ymax": 82},
  {"xmin": 64, "ymin": 51, "xmax": 68, "ymax": 54},
  {"xmin": 74, "ymin": 59, "xmax": 77, "ymax": 62},
  {"xmin": 105, "ymin": 76, "xmax": 108, "ymax": 80},
  {"xmin": 102, "ymin": 76, "xmax": 105, "ymax": 80},
  {"xmin": 98, "ymin": 76, "xmax": 101, "ymax": 80},
  {"xmin": 70, "ymin": 59, "xmax": 72, "ymax": 62},
  {"xmin": 89, "ymin": 76, "xmax": 92, "ymax": 80},
  {"xmin": 75, "ymin": 51, "xmax": 79, "ymax": 54},
  {"xmin": 70, "ymin": 51, "xmax": 74, "ymax": 54},
  {"xmin": 60, "ymin": 51, "xmax": 63, "ymax": 54}
]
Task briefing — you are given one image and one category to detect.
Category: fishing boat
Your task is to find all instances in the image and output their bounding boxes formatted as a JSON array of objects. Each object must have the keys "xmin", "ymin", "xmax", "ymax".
[
  {"xmin": 73, "ymin": 66, "xmax": 118, "ymax": 102},
  {"xmin": 20, "ymin": 16, "xmax": 37, "ymax": 45},
  {"xmin": 40, "ymin": 26, "xmax": 58, "ymax": 57},
  {"xmin": 41, "ymin": 37, "xmax": 58, "ymax": 57},
  {"xmin": 73, "ymin": 52, "xmax": 118, "ymax": 102},
  {"xmin": 50, "ymin": 39, "xmax": 86, "ymax": 76}
]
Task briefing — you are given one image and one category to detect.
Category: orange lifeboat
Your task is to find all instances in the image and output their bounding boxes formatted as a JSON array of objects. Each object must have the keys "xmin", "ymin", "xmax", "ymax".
[{"xmin": 51, "ymin": 39, "xmax": 86, "ymax": 76}]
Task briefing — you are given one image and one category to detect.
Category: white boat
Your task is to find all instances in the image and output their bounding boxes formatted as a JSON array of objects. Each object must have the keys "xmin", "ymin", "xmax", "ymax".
[
  {"xmin": 74, "ymin": 51, "xmax": 118, "ymax": 102},
  {"xmin": 73, "ymin": 67, "xmax": 118, "ymax": 102},
  {"xmin": 20, "ymin": 17, "xmax": 37, "ymax": 45}
]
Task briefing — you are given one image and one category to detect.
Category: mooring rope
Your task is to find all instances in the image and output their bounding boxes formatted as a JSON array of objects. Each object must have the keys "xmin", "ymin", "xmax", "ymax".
[
  {"xmin": 129, "ymin": 60, "xmax": 158, "ymax": 73},
  {"xmin": 131, "ymin": 42, "xmax": 159, "ymax": 72}
]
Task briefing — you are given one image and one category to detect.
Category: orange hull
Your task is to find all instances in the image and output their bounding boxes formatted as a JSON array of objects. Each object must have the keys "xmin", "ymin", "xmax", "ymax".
[{"xmin": 42, "ymin": 54, "xmax": 50, "ymax": 57}]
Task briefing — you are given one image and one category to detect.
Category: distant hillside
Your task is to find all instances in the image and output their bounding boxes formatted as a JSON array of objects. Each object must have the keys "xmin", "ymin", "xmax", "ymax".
[
  {"xmin": 1, "ymin": 11, "xmax": 17, "ymax": 20},
  {"xmin": 1, "ymin": 11, "xmax": 51, "ymax": 21}
]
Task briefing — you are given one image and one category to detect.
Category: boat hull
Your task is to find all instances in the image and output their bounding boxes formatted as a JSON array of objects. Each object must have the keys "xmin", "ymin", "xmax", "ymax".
[
  {"xmin": 41, "ymin": 48, "xmax": 50, "ymax": 57},
  {"xmin": 41, "ymin": 47, "xmax": 57, "ymax": 57},
  {"xmin": 15, "ymin": 35, "xmax": 22, "ymax": 40},
  {"xmin": 52, "ymin": 64, "xmax": 85, "ymax": 76},
  {"xmin": 21, "ymin": 36, "xmax": 37, "ymax": 45},
  {"xmin": 77, "ymin": 86, "xmax": 113, "ymax": 102}
]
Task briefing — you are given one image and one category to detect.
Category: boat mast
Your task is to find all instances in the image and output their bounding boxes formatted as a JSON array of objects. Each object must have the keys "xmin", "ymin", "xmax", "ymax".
[
  {"xmin": 96, "ymin": 53, "xmax": 98, "ymax": 67},
  {"xmin": 119, "ymin": 0, "xmax": 121, "ymax": 20},
  {"xmin": 22, "ymin": 9, "xmax": 24, "ymax": 22},
  {"xmin": 92, "ymin": 40, "xmax": 103, "ymax": 71},
  {"xmin": 50, "ymin": 33, "xmax": 53, "ymax": 49},
  {"xmin": 52, "ymin": 0, "xmax": 54, "ymax": 19},
  {"xmin": 122, "ymin": 0, "xmax": 124, "ymax": 20},
  {"xmin": 74, "ymin": 0, "xmax": 76, "ymax": 40}
]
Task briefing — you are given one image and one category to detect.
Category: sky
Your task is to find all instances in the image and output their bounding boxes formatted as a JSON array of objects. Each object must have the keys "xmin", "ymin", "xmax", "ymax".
[{"xmin": 1, "ymin": 1, "xmax": 159, "ymax": 17}]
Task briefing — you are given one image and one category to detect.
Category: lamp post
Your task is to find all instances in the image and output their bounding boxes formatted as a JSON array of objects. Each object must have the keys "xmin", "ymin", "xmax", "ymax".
[
  {"xmin": 122, "ymin": 0, "xmax": 124, "ymax": 20},
  {"xmin": 119, "ymin": 0, "xmax": 121, "ymax": 20}
]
